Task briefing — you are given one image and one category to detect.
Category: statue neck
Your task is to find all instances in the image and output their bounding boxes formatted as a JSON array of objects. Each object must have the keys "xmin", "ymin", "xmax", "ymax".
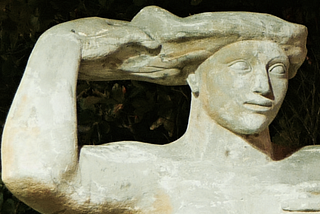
[{"xmin": 173, "ymin": 94, "xmax": 296, "ymax": 163}]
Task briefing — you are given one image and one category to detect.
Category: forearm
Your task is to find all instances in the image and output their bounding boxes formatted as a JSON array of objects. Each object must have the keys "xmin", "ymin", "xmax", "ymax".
[{"xmin": 1, "ymin": 17, "xmax": 162, "ymax": 212}]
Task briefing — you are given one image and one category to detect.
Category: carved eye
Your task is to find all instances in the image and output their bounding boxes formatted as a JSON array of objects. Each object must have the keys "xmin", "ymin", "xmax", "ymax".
[
  {"xmin": 269, "ymin": 64, "xmax": 286, "ymax": 76},
  {"xmin": 229, "ymin": 61, "xmax": 251, "ymax": 73}
]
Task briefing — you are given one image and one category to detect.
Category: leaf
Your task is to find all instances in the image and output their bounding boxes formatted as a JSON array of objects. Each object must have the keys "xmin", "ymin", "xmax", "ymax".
[
  {"xmin": 150, "ymin": 117, "xmax": 165, "ymax": 130},
  {"xmin": 111, "ymin": 83, "xmax": 125, "ymax": 102},
  {"xmin": 78, "ymin": 124, "xmax": 91, "ymax": 133},
  {"xmin": 112, "ymin": 103, "xmax": 124, "ymax": 115},
  {"xmin": 104, "ymin": 104, "xmax": 123, "ymax": 121},
  {"xmin": 78, "ymin": 96, "xmax": 102, "ymax": 111}
]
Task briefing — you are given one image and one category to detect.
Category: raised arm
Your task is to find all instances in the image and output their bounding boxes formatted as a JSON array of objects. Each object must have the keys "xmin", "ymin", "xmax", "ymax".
[
  {"xmin": 1, "ymin": 20, "xmax": 83, "ymax": 212},
  {"xmin": 0, "ymin": 17, "xmax": 162, "ymax": 213}
]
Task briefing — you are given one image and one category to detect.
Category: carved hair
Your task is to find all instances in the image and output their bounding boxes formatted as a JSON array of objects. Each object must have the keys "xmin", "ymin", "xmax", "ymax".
[{"xmin": 78, "ymin": 6, "xmax": 307, "ymax": 85}]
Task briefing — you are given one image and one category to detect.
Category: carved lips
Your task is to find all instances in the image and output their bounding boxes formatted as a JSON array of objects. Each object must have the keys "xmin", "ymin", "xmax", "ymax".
[{"xmin": 243, "ymin": 99, "xmax": 273, "ymax": 112}]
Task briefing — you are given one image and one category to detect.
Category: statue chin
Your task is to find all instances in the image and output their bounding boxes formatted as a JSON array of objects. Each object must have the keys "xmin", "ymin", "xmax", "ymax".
[{"xmin": 216, "ymin": 113, "xmax": 271, "ymax": 135}]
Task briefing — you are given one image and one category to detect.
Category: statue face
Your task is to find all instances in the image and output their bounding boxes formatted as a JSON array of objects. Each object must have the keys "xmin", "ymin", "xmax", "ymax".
[{"xmin": 196, "ymin": 40, "xmax": 289, "ymax": 135}]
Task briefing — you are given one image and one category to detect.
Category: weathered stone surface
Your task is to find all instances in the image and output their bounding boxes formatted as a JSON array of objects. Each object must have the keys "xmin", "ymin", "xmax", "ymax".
[{"xmin": 2, "ymin": 5, "xmax": 316, "ymax": 214}]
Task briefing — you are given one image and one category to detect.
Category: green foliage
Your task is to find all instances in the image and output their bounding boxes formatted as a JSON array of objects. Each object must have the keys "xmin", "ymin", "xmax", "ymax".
[
  {"xmin": 271, "ymin": 47, "xmax": 320, "ymax": 147},
  {"xmin": 0, "ymin": 0, "xmax": 320, "ymax": 213},
  {"xmin": 269, "ymin": 5, "xmax": 320, "ymax": 148},
  {"xmin": 77, "ymin": 80, "xmax": 190, "ymax": 145}
]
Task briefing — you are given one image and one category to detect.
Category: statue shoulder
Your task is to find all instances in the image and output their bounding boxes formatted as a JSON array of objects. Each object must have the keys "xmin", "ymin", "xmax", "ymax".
[
  {"xmin": 72, "ymin": 142, "xmax": 171, "ymax": 213},
  {"xmin": 285, "ymin": 145, "xmax": 320, "ymax": 165},
  {"xmin": 80, "ymin": 141, "xmax": 167, "ymax": 164}
]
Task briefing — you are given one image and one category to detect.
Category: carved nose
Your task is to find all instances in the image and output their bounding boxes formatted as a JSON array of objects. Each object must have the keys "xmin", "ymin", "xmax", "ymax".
[{"xmin": 252, "ymin": 71, "xmax": 272, "ymax": 97}]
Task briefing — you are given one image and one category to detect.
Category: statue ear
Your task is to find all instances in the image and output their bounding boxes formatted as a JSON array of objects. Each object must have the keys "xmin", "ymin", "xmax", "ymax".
[{"xmin": 187, "ymin": 73, "xmax": 199, "ymax": 96}]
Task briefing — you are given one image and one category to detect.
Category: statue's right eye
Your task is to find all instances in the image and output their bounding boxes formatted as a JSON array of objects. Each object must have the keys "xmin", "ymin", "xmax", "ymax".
[{"xmin": 228, "ymin": 61, "xmax": 251, "ymax": 73}]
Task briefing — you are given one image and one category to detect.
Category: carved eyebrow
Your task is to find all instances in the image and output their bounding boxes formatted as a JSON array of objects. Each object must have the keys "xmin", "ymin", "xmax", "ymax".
[
  {"xmin": 268, "ymin": 56, "xmax": 289, "ymax": 64},
  {"xmin": 223, "ymin": 56, "xmax": 247, "ymax": 64}
]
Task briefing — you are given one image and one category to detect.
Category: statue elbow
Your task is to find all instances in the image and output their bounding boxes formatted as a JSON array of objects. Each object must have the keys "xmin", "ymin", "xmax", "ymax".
[{"xmin": 2, "ymin": 175, "xmax": 67, "ymax": 213}]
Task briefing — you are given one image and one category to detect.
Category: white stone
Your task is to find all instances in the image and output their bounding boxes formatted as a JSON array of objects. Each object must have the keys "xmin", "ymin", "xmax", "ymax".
[{"xmin": 2, "ymin": 5, "xmax": 317, "ymax": 214}]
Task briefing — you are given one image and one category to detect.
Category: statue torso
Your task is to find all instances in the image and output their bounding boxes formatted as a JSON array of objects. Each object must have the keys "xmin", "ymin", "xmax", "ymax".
[{"xmin": 72, "ymin": 143, "xmax": 320, "ymax": 214}]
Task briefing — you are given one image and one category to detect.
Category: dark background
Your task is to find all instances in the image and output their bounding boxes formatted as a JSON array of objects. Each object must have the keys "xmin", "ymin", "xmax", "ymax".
[{"xmin": 0, "ymin": 0, "xmax": 319, "ymax": 213}]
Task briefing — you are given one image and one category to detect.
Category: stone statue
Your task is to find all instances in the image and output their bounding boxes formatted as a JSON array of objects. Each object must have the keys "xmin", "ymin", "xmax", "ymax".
[{"xmin": 2, "ymin": 6, "xmax": 318, "ymax": 214}]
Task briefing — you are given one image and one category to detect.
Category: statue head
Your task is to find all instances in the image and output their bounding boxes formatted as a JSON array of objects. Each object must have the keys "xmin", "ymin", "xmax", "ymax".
[
  {"xmin": 187, "ymin": 40, "xmax": 290, "ymax": 135},
  {"xmin": 79, "ymin": 6, "xmax": 308, "ymax": 137},
  {"xmin": 100, "ymin": 7, "xmax": 307, "ymax": 137}
]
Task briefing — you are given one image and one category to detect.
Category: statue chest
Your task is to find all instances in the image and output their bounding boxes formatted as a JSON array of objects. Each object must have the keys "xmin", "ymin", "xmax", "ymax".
[{"xmin": 76, "ymin": 145, "xmax": 320, "ymax": 214}]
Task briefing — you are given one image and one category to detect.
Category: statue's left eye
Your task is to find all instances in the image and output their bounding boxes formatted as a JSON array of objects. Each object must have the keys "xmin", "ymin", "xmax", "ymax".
[
  {"xmin": 228, "ymin": 61, "xmax": 251, "ymax": 73},
  {"xmin": 269, "ymin": 64, "xmax": 286, "ymax": 75}
]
